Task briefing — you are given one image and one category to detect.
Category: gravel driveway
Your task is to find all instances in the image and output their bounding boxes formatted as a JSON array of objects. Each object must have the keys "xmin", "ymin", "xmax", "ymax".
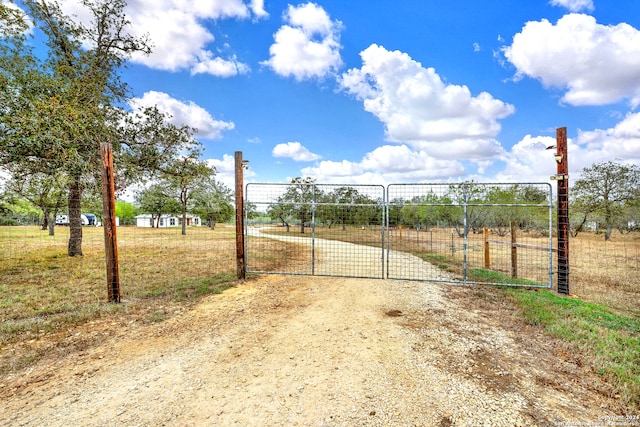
[{"xmin": 0, "ymin": 233, "xmax": 627, "ymax": 426}]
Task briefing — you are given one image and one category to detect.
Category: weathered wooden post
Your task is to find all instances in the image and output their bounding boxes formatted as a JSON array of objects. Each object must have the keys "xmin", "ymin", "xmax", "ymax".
[
  {"xmin": 100, "ymin": 143, "xmax": 120, "ymax": 303},
  {"xmin": 556, "ymin": 128, "xmax": 570, "ymax": 294},
  {"xmin": 235, "ymin": 151, "xmax": 246, "ymax": 280}
]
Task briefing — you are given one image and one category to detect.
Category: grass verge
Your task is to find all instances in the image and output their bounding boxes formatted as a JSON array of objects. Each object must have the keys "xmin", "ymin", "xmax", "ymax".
[
  {"xmin": 503, "ymin": 287, "xmax": 640, "ymax": 409},
  {"xmin": 417, "ymin": 249, "xmax": 640, "ymax": 409}
]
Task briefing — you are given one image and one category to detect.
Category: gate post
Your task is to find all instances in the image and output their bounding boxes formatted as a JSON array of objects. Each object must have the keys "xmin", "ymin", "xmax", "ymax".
[
  {"xmin": 235, "ymin": 151, "xmax": 246, "ymax": 280},
  {"xmin": 555, "ymin": 128, "xmax": 570, "ymax": 294},
  {"xmin": 100, "ymin": 143, "xmax": 120, "ymax": 303}
]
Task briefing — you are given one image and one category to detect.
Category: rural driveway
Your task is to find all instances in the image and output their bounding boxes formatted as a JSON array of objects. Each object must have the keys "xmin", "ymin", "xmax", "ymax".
[{"xmin": 0, "ymin": 236, "xmax": 629, "ymax": 426}]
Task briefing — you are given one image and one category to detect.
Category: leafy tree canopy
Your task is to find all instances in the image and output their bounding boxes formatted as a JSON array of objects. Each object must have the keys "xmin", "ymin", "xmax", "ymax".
[{"xmin": 572, "ymin": 161, "xmax": 640, "ymax": 239}]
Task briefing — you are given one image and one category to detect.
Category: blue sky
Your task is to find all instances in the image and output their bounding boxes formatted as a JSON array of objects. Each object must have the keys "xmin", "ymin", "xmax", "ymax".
[{"xmin": 10, "ymin": 0, "xmax": 640, "ymax": 190}]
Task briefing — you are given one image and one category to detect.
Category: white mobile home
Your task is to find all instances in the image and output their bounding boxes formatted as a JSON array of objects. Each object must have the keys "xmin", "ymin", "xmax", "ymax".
[
  {"xmin": 56, "ymin": 214, "xmax": 90, "ymax": 226},
  {"xmin": 135, "ymin": 214, "xmax": 201, "ymax": 228}
]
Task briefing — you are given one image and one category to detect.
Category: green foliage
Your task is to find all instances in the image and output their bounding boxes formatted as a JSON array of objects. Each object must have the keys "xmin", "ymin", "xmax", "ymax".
[
  {"xmin": 162, "ymin": 156, "xmax": 213, "ymax": 235},
  {"xmin": 135, "ymin": 183, "xmax": 181, "ymax": 226},
  {"xmin": 0, "ymin": 0, "xmax": 151, "ymax": 255},
  {"xmin": 316, "ymin": 186, "xmax": 381, "ymax": 229},
  {"xmin": 572, "ymin": 161, "xmax": 640, "ymax": 239},
  {"xmin": 115, "ymin": 200, "xmax": 138, "ymax": 219},
  {"xmin": 267, "ymin": 177, "xmax": 317, "ymax": 233},
  {"xmin": 4, "ymin": 171, "xmax": 68, "ymax": 234},
  {"xmin": 191, "ymin": 177, "xmax": 234, "ymax": 228},
  {"xmin": 391, "ymin": 183, "xmax": 550, "ymax": 237}
]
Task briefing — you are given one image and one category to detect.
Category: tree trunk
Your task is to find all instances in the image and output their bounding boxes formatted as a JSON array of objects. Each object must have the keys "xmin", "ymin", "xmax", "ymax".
[
  {"xmin": 181, "ymin": 208, "xmax": 187, "ymax": 235},
  {"xmin": 48, "ymin": 216, "xmax": 55, "ymax": 236},
  {"xmin": 45, "ymin": 210, "xmax": 55, "ymax": 236},
  {"xmin": 605, "ymin": 224, "xmax": 612, "ymax": 241},
  {"xmin": 67, "ymin": 178, "xmax": 83, "ymax": 256},
  {"xmin": 42, "ymin": 209, "xmax": 48, "ymax": 231}
]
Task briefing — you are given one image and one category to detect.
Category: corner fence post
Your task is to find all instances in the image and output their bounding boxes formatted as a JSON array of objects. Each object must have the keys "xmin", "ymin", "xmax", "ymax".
[
  {"xmin": 556, "ymin": 128, "xmax": 570, "ymax": 294},
  {"xmin": 235, "ymin": 151, "xmax": 246, "ymax": 280}
]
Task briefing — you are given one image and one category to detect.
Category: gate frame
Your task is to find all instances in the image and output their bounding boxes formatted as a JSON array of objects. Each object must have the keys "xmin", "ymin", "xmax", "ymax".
[
  {"xmin": 244, "ymin": 182, "xmax": 554, "ymax": 289},
  {"xmin": 244, "ymin": 183, "xmax": 386, "ymax": 279},
  {"xmin": 385, "ymin": 182, "xmax": 554, "ymax": 288}
]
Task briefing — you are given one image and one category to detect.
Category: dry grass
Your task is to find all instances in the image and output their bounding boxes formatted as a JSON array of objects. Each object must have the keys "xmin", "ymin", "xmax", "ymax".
[
  {"xmin": 0, "ymin": 224, "xmax": 296, "ymax": 374},
  {"xmin": 2, "ymin": 222, "xmax": 638, "ymax": 395},
  {"xmin": 247, "ymin": 236, "xmax": 312, "ymax": 274},
  {"xmin": 569, "ymin": 231, "xmax": 640, "ymax": 318}
]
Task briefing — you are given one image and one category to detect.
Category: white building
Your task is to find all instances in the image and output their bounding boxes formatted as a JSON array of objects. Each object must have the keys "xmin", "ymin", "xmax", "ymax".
[{"xmin": 135, "ymin": 214, "xmax": 201, "ymax": 228}]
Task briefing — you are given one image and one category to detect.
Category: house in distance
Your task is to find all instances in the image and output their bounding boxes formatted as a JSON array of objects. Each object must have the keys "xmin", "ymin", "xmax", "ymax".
[{"xmin": 135, "ymin": 214, "xmax": 202, "ymax": 228}]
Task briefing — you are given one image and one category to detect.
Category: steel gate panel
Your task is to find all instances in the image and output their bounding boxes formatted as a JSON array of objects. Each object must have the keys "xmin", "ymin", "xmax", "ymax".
[
  {"xmin": 245, "ymin": 183, "xmax": 386, "ymax": 279},
  {"xmin": 387, "ymin": 183, "xmax": 553, "ymax": 287}
]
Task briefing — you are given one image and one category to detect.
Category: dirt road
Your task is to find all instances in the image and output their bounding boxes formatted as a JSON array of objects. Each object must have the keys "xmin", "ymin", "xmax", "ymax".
[{"xmin": 0, "ymin": 270, "xmax": 626, "ymax": 426}]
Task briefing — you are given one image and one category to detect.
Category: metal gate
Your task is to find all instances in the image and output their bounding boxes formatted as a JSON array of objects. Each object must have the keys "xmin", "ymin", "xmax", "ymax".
[
  {"xmin": 386, "ymin": 183, "xmax": 553, "ymax": 287},
  {"xmin": 245, "ymin": 182, "xmax": 553, "ymax": 288},
  {"xmin": 246, "ymin": 183, "xmax": 386, "ymax": 279}
]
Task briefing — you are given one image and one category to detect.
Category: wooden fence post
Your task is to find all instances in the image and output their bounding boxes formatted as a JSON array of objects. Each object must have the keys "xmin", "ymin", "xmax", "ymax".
[
  {"xmin": 235, "ymin": 151, "xmax": 246, "ymax": 280},
  {"xmin": 100, "ymin": 143, "xmax": 120, "ymax": 303},
  {"xmin": 483, "ymin": 227, "xmax": 490, "ymax": 269},
  {"xmin": 510, "ymin": 221, "xmax": 518, "ymax": 279},
  {"xmin": 556, "ymin": 127, "xmax": 570, "ymax": 294}
]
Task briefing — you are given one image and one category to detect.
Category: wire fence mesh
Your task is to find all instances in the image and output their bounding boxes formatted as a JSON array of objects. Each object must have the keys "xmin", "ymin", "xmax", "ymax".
[
  {"xmin": 1, "ymin": 182, "xmax": 638, "ymax": 320},
  {"xmin": 246, "ymin": 182, "xmax": 554, "ymax": 287},
  {"xmin": 0, "ymin": 208, "xmax": 237, "ymax": 319},
  {"xmin": 246, "ymin": 183, "xmax": 386, "ymax": 278},
  {"xmin": 386, "ymin": 183, "xmax": 554, "ymax": 287}
]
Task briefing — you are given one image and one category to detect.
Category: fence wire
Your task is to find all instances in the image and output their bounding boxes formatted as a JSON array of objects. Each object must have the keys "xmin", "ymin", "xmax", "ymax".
[
  {"xmin": 246, "ymin": 182, "xmax": 553, "ymax": 288},
  {"xmin": 387, "ymin": 183, "xmax": 553, "ymax": 287},
  {"xmin": 246, "ymin": 183, "xmax": 386, "ymax": 278}
]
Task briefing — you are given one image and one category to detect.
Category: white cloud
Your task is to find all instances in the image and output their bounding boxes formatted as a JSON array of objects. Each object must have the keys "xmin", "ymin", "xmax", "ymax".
[
  {"xmin": 549, "ymin": 0, "xmax": 594, "ymax": 12},
  {"xmin": 190, "ymin": 53, "xmax": 251, "ymax": 77},
  {"xmin": 495, "ymin": 135, "xmax": 559, "ymax": 182},
  {"xmin": 272, "ymin": 142, "xmax": 322, "ymax": 162},
  {"xmin": 129, "ymin": 91, "xmax": 234, "ymax": 139},
  {"xmin": 58, "ymin": 0, "xmax": 261, "ymax": 76},
  {"xmin": 498, "ymin": 114, "xmax": 640, "ymax": 183},
  {"xmin": 339, "ymin": 44, "xmax": 514, "ymax": 159},
  {"xmin": 248, "ymin": 0, "xmax": 269, "ymax": 19},
  {"xmin": 574, "ymin": 112, "xmax": 640, "ymax": 162},
  {"xmin": 262, "ymin": 2, "xmax": 343, "ymax": 81},
  {"xmin": 503, "ymin": 14, "xmax": 640, "ymax": 106},
  {"xmin": 300, "ymin": 145, "xmax": 465, "ymax": 185},
  {"xmin": 206, "ymin": 154, "xmax": 256, "ymax": 190}
]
